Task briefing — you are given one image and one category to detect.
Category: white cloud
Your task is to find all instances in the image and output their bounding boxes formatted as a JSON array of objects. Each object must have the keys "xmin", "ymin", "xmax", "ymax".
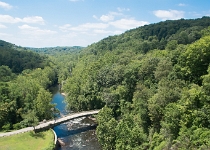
[
  {"xmin": 117, "ymin": 7, "xmax": 130, "ymax": 12},
  {"xmin": 18, "ymin": 24, "xmax": 57, "ymax": 36},
  {"xmin": 0, "ymin": 15, "xmax": 45, "ymax": 24},
  {"xmin": 93, "ymin": 29, "xmax": 111, "ymax": 34},
  {"xmin": 69, "ymin": 23, "xmax": 109, "ymax": 32},
  {"xmin": 153, "ymin": 9, "xmax": 185, "ymax": 20},
  {"xmin": 22, "ymin": 16, "xmax": 45, "ymax": 25},
  {"xmin": 100, "ymin": 14, "xmax": 114, "ymax": 22},
  {"xmin": 61, "ymin": 32, "xmax": 78, "ymax": 38},
  {"xmin": 59, "ymin": 24, "xmax": 72, "ymax": 32},
  {"xmin": 109, "ymin": 11, "xmax": 123, "ymax": 16},
  {"xmin": 0, "ymin": 15, "xmax": 21, "ymax": 23},
  {"xmin": 98, "ymin": 11, "xmax": 123, "ymax": 22},
  {"xmin": 0, "ymin": 1, "xmax": 13, "ymax": 10},
  {"xmin": 178, "ymin": 3, "xmax": 186, "ymax": 7},
  {"xmin": 113, "ymin": 30, "xmax": 124, "ymax": 35},
  {"xmin": 109, "ymin": 18, "xmax": 149, "ymax": 30},
  {"xmin": 0, "ymin": 32, "xmax": 12, "ymax": 38},
  {"xmin": 19, "ymin": 24, "xmax": 37, "ymax": 30},
  {"xmin": 93, "ymin": 29, "xmax": 123, "ymax": 35},
  {"xmin": 0, "ymin": 23, "xmax": 7, "ymax": 28},
  {"xmin": 93, "ymin": 15, "xmax": 98, "ymax": 20}
]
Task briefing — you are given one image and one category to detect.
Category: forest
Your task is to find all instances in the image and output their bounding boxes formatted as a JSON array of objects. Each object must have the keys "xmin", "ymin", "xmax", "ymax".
[
  {"xmin": 0, "ymin": 41, "xmax": 58, "ymax": 130},
  {"xmin": 27, "ymin": 46, "xmax": 84, "ymax": 55},
  {"xmin": 61, "ymin": 16, "xmax": 210, "ymax": 149},
  {"xmin": 1, "ymin": 16, "xmax": 210, "ymax": 149}
]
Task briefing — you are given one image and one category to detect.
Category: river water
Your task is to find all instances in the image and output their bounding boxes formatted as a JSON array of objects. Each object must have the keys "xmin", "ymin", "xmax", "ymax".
[{"xmin": 51, "ymin": 90, "xmax": 102, "ymax": 150}]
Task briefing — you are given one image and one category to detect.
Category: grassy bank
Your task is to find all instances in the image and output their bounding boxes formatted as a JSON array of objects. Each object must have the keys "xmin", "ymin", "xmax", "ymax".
[{"xmin": 0, "ymin": 130, "xmax": 54, "ymax": 150}]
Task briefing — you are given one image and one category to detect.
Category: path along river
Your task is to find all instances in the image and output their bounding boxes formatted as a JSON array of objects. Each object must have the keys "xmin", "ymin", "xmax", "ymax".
[{"xmin": 51, "ymin": 87, "xmax": 101, "ymax": 150}]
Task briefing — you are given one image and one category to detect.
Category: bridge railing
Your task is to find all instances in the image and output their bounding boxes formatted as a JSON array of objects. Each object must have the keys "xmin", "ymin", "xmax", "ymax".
[
  {"xmin": 39, "ymin": 109, "xmax": 100, "ymax": 124},
  {"xmin": 35, "ymin": 110, "xmax": 100, "ymax": 132}
]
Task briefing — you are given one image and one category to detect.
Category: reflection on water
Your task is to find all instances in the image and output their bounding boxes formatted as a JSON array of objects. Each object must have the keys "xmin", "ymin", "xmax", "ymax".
[
  {"xmin": 52, "ymin": 89, "xmax": 101, "ymax": 150},
  {"xmin": 52, "ymin": 92, "xmax": 68, "ymax": 115}
]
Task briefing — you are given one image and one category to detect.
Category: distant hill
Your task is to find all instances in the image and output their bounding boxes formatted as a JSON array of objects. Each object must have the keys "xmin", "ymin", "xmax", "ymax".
[
  {"xmin": 27, "ymin": 46, "xmax": 84, "ymax": 55},
  {"xmin": 85, "ymin": 16, "xmax": 210, "ymax": 54},
  {"xmin": 0, "ymin": 40, "xmax": 47, "ymax": 73}
]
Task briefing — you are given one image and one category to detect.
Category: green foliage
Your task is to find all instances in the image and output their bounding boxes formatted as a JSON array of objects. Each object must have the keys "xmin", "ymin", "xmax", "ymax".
[
  {"xmin": 1, "ymin": 17, "xmax": 209, "ymax": 148},
  {"xmin": 201, "ymin": 26, "xmax": 210, "ymax": 37},
  {"xmin": 0, "ymin": 45, "xmax": 57, "ymax": 130},
  {"xmin": 172, "ymin": 126, "xmax": 210, "ymax": 149},
  {"xmin": 0, "ymin": 65, "xmax": 16, "ymax": 82},
  {"xmin": 13, "ymin": 123, "xmax": 21, "ymax": 130},
  {"xmin": 154, "ymin": 58, "xmax": 173, "ymax": 81},
  {"xmin": 0, "ymin": 40, "xmax": 47, "ymax": 73},
  {"xmin": 28, "ymin": 46, "xmax": 83, "ymax": 55},
  {"xmin": 21, "ymin": 110, "xmax": 39, "ymax": 130},
  {"xmin": 2, "ymin": 123, "xmax": 11, "ymax": 131},
  {"xmin": 96, "ymin": 106, "xmax": 117, "ymax": 150},
  {"xmin": 202, "ymin": 66, "xmax": 210, "ymax": 96},
  {"xmin": 57, "ymin": 17, "xmax": 210, "ymax": 150},
  {"xmin": 115, "ymin": 115, "xmax": 147, "ymax": 150},
  {"xmin": 35, "ymin": 88, "xmax": 55, "ymax": 120},
  {"xmin": 161, "ymin": 103, "xmax": 181, "ymax": 139},
  {"xmin": 178, "ymin": 35, "xmax": 210, "ymax": 84},
  {"xmin": 165, "ymin": 40, "xmax": 178, "ymax": 50},
  {"xmin": 97, "ymin": 118, "xmax": 117, "ymax": 150}
]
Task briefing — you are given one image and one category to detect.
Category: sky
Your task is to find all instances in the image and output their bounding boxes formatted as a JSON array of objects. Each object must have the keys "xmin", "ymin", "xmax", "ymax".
[{"xmin": 0, "ymin": 0, "xmax": 209, "ymax": 48}]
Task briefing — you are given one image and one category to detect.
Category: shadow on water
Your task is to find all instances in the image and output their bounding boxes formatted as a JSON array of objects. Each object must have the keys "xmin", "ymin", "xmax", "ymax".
[{"xmin": 53, "ymin": 125, "xmax": 97, "ymax": 138}]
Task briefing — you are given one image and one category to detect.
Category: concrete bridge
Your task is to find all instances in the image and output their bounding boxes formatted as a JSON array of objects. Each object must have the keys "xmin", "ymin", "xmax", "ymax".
[
  {"xmin": 0, "ymin": 110, "xmax": 99, "ymax": 137},
  {"xmin": 35, "ymin": 110, "xmax": 99, "ymax": 132}
]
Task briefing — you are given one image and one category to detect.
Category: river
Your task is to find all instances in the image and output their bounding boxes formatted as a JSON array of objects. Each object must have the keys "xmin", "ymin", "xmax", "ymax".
[{"xmin": 51, "ymin": 88, "xmax": 102, "ymax": 150}]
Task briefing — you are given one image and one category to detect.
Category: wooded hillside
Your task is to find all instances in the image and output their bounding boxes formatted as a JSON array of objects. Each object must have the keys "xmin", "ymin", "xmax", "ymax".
[
  {"xmin": 28, "ymin": 46, "xmax": 83, "ymax": 55},
  {"xmin": 0, "ymin": 40, "xmax": 47, "ymax": 73},
  {"xmin": 60, "ymin": 16, "xmax": 210, "ymax": 149},
  {"xmin": 0, "ymin": 41, "xmax": 57, "ymax": 131},
  {"xmin": 1, "ymin": 16, "xmax": 210, "ymax": 149}
]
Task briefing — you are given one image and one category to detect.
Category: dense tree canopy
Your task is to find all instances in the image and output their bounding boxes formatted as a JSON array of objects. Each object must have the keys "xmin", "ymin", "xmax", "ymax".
[
  {"xmin": 0, "ymin": 40, "xmax": 47, "ymax": 73},
  {"xmin": 1, "ymin": 16, "xmax": 210, "ymax": 149},
  {"xmin": 0, "ymin": 41, "xmax": 58, "ymax": 130},
  {"xmin": 59, "ymin": 17, "xmax": 210, "ymax": 149}
]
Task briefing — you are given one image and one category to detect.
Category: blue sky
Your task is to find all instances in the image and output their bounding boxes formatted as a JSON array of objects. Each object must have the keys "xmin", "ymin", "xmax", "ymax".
[{"xmin": 0, "ymin": 0, "xmax": 209, "ymax": 47}]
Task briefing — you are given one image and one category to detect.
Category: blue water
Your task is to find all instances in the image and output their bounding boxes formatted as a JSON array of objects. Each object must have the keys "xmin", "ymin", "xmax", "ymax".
[
  {"xmin": 51, "ymin": 90, "xmax": 101, "ymax": 150},
  {"xmin": 52, "ymin": 92, "xmax": 67, "ymax": 116}
]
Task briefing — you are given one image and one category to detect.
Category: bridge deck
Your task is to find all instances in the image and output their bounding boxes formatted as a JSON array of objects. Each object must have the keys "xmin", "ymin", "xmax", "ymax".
[
  {"xmin": 0, "ymin": 110, "xmax": 99, "ymax": 137},
  {"xmin": 35, "ymin": 110, "xmax": 99, "ymax": 130}
]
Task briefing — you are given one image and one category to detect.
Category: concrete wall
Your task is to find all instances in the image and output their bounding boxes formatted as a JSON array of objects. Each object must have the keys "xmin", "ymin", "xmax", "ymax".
[{"xmin": 51, "ymin": 129, "xmax": 60, "ymax": 150}]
